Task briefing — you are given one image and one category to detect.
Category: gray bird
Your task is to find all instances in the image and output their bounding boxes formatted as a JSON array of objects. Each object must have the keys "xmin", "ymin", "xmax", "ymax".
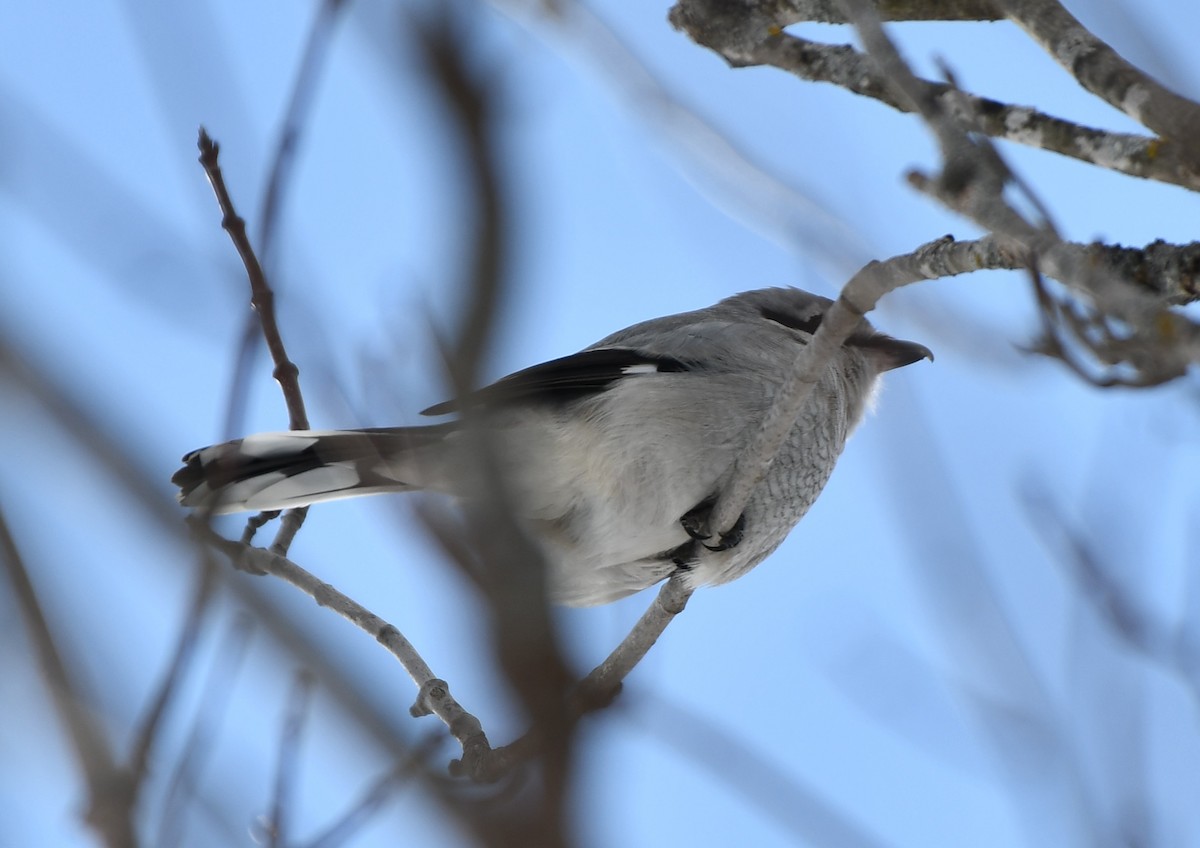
[{"xmin": 174, "ymin": 288, "xmax": 930, "ymax": 606}]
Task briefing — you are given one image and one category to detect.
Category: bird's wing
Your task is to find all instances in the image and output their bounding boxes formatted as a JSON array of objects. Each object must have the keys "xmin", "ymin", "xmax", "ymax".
[{"xmin": 420, "ymin": 347, "xmax": 691, "ymax": 416}]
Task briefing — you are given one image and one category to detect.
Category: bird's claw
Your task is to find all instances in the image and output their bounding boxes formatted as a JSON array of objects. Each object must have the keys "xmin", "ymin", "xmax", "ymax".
[{"xmin": 680, "ymin": 501, "xmax": 745, "ymax": 552}]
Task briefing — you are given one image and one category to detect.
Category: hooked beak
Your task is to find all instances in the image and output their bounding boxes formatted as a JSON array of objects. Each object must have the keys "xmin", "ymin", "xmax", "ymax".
[{"xmin": 852, "ymin": 334, "xmax": 934, "ymax": 372}]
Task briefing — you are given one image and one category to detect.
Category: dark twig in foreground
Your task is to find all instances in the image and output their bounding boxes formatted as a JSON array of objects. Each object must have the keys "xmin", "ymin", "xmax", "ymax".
[{"xmin": 257, "ymin": 0, "xmax": 347, "ymax": 270}]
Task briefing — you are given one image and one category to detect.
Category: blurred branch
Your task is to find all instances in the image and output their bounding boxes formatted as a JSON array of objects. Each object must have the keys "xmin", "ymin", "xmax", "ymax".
[
  {"xmin": 0, "ymin": 506, "xmax": 138, "ymax": 848},
  {"xmin": 412, "ymin": 8, "xmax": 575, "ymax": 845},
  {"xmin": 156, "ymin": 614, "xmax": 255, "ymax": 848},
  {"xmin": 127, "ymin": 557, "xmax": 220, "ymax": 803},
  {"xmin": 5, "ymin": 323, "xmax": 419, "ymax": 744},
  {"xmin": 1024, "ymin": 488, "xmax": 1200, "ymax": 707},
  {"xmin": 265, "ymin": 671, "xmax": 317, "ymax": 848},
  {"xmin": 1027, "ymin": 265, "xmax": 1192, "ymax": 386},
  {"xmin": 1, "ymin": 334, "xmax": 429, "ymax": 833},
  {"xmin": 257, "ymin": 0, "xmax": 348, "ymax": 270},
  {"xmin": 302, "ymin": 752, "xmax": 425, "ymax": 848},
  {"xmin": 498, "ymin": 0, "xmax": 873, "ymax": 272},
  {"xmin": 633, "ymin": 691, "xmax": 888, "ymax": 848}
]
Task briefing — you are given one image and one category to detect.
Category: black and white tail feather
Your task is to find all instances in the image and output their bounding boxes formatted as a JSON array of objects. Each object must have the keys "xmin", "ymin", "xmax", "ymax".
[{"xmin": 174, "ymin": 288, "xmax": 931, "ymax": 606}]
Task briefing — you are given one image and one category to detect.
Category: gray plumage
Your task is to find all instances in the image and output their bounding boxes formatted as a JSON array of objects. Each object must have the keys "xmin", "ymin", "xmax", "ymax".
[{"xmin": 174, "ymin": 288, "xmax": 930, "ymax": 606}]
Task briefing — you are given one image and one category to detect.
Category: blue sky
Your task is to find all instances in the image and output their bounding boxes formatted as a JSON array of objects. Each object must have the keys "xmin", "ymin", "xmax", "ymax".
[{"xmin": 3, "ymin": 1, "xmax": 1199, "ymax": 846}]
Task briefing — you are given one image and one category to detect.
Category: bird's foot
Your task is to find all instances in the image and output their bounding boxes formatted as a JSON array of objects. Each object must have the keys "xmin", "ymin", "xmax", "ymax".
[{"xmin": 680, "ymin": 500, "xmax": 745, "ymax": 552}]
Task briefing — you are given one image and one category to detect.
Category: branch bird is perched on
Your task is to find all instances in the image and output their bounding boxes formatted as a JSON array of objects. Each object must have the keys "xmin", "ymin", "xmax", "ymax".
[{"xmin": 174, "ymin": 288, "xmax": 931, "ymax": 606}]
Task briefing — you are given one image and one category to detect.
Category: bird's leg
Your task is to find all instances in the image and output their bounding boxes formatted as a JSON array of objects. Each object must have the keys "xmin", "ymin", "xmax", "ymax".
[{"xmin": 680, "ymin": 497, "xmax": 745, "ymax": 552}]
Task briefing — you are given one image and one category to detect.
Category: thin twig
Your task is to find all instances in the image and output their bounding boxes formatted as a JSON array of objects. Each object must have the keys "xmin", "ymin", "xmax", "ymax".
[
  {"xmin": 197, "ymin": 129, "xmax": 310, "ymax": 432},
  {"xmin": 197, "ymin": 526, "xmax": 493, "ymax": 777},
  {"xmin": 197, "ymin": 128, "xmax": 312, "ymax": 554},
  {"xmin": 575, "ymin": 575, "xmax": 694, "ymax": 707},
  {"xmin": 221, "ymin": 0, "xmax": 347, "ymax": 454},
  {"xmin": 3, "ymin": 332, "xmax": 423, "ymax": 798}
]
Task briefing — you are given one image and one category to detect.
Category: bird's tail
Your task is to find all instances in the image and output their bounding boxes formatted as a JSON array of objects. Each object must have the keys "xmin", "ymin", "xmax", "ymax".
[{"xmin": 172, "ymin": 426, "xmax": 454, "ymax": 514}]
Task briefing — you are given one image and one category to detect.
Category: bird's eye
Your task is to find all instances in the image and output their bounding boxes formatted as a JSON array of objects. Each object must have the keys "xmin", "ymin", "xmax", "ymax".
[{"xmin": 761, "ymin": 306, "xmax": 822, "ymax": 335}]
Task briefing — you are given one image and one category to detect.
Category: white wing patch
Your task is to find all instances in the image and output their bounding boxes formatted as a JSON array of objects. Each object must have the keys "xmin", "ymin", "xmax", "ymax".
[
  {"xmin": 238, "ymin": 431, "xmax": 325, "ymax": 457},
  {"xmin": 247, "ymin": 465, "xmax": 363, "ymax": 506}
]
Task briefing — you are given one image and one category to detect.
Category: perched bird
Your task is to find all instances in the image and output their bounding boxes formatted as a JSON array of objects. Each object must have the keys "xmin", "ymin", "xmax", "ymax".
[{"xmin": 174, "ymin": 288, "xmax": 930, "ymax": 606}]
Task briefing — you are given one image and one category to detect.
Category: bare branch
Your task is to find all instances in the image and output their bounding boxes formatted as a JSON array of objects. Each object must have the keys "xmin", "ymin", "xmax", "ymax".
[
  {"xmin": 197, "ymin": 129, "xmax": 310, "ymax": 433},
  {"xmin": 779, "ymin": 0, "xmax": 1003, "ymax": 24},
  {"xmin": 669, "ymin": 1, "xmax": 1200, "ymax": 190},
  {"xmin": 197, "ymin": 128, "xmax": 312, "ymax": 553},
  {"xmin": 831, "ymin": 0, "xmax": 1200, "ymax": 384},
  {"xmin": 704, "ymin": 234, "xmax": 1013, "ymax": 540},
  {"xmin": 575, "ymin": 575, "xmax": 694, "ymax": 706},
  {"xmin": 196, "ymin": 526, "xmax": 493, "ymax": 779},
  {"xmin": 1000, "ymin": 0, "xmax": 1200, "ymax": 159},
  {"xmin": 221, "ymin": 0, "xmax": 346, "ymax": 467}
]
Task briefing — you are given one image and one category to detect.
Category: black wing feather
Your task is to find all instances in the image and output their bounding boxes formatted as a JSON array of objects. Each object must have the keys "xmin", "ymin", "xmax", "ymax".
[{"xmin": 421, "ymin": 348, "xmax": 689, "ymax": 416}]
